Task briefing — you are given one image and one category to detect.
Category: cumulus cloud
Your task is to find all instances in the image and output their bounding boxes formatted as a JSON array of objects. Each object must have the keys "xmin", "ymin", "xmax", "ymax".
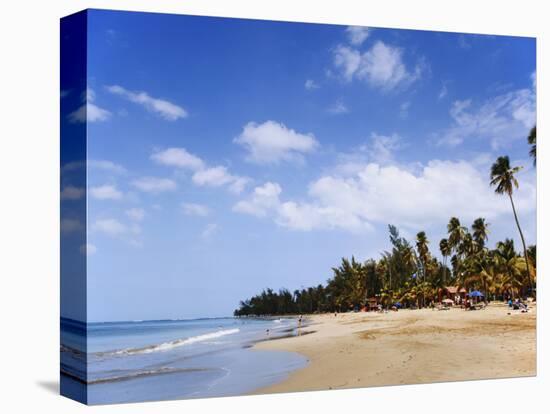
[
  {"xmin": 437, "ymin": 86, "xmax": 536, "ymax": 148},
  {"xmin": 233, "ymin": 159, "xmax": 536, "ymax": 234},
  {"xmin": 106, "ymin": 85, "xmax": 188, "ymax": 121},
  {"xmin": 191, "ymin": 166, "xmax": 250, "ymax": 194},
  {"xmin": 125, "ymin": 208, "xmax": 145, "ymax": 221},
  {"xmin": 61, "ymin": 185, "xmax": 84, "ymax": 200},
  {"xmin": 131, "ymin": 177, "xmax": 177, "ymax": 193},
  {"xmin": 327, "ymin": 99, "xmax": 349, "ymax": 114},
  {"xmin": 438, "ymin": 83, "xmax": 448, "ymax": 100},
  {"xmin": 89, "ymin": 160, "xmax": 127, "ymax": 174},
  {"xmin": 346, "ymin": 26, "xmax": 370, "ymax": 46},
  {"xmin": 80, "ymin": 243, "xmax": 97, "ymax": 256},
  {"xmin": 233, "ymin": 181, "xmax": 370, "ymax": 232},
  {"xmin": 361, "ymin": 133, "xmax": 403, "ymax": 164},
  {"xmin": 182, "ymin": 202, "xmax": 210, "ymax": 217},
  {"xmin": 233, "ymin": 182, "xmax": 282, "ymax": 217},
  {"xmin": 92, "ymin": 218, "xmax": 127, "ymax": 236},
  {"xmin": 304, "ymin": 79, "xmax": 320, "ymax": 90},
  {"xmin": 61, "ymin": 159, "xmax": 127, "ymax": 175},
  {"xmin": 151, "ymin": 148, "xmax": 204, "ymax": 170},
  {"xmin": 90, "ymin": 184, "xmax": 123, "ymax": 200},
  {"xmin": 333, "ymin": 41, "xmax": 424, "ymax": 91},
  {"xmin": 151, "ymin": 147, "xmax": 249, "ymax": 194},
  {"xmin": 234, "ymin": 120, "xmax": 319, "ymax": 164},
  {"xmin": 68, "ymin": 88, "xmax": 111, "ymax": 123}
]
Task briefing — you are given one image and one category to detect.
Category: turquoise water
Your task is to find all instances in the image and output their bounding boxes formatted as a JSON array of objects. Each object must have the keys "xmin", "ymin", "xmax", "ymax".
[{"xmin": 60, "ymin": 317, "xmax": 307, "ymax": 404}]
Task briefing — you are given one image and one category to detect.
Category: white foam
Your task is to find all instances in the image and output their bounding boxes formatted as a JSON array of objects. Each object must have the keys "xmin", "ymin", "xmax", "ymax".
[{"xmin": 115, "ymin": 328, "xmax": 240, "ymax": 355}]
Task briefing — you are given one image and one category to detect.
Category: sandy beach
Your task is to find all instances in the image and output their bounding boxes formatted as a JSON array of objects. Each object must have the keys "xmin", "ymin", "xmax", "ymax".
[{"xmin": 253, "ymin": 303, "xmax": 536, "ymax": 394}]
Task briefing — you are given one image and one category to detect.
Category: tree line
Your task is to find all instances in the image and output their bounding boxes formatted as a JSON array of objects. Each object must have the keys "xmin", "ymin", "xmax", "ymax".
[{"xmin": 234, "ymin": 127, "xmax": 537, "ymax": 317}]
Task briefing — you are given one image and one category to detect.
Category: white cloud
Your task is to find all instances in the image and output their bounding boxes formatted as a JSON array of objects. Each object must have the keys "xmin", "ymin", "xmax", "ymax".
[
  {"xmin": 304, "ymin": 79, "xmax": 320, "ymax": 90},
  {"xmin": 201, "ymin": 223, "xmax": 218, "ymax": 239},
  {"xmin": 182, "ymin": 203, "xmax": 210, "ymax": 217},
  {"xmin": 63, "ymin": 160, "xmax": 127, "ymax": 174},
  {"xmin": 89, "ymin": 160, "xmax": 127, "ymax": 174},
  {"xmin": 333, "ymin": 41, "xmax": 424, "ymax": 91},
  {"xmin": 227, "ymin": 176, "xmax": 251, "ymax": 194},
  {"xmin": 233, "ymin": 181, "xmax": 370, "ymax": 232},
  {"xmin": 61, "ymin": 186, "xmax": 84, "ymax": 200},
  {"xmin": 150, "ymin": 148, "xmax": 249, "ymax": 194},
  {"xmin": 346, "ymin": 26, "xmax": 370, "ymax": 46},
  {"xmin": 333, "ymin": 45, "xmax": 361, "ymax": 82},
  {"xmin": 360, "ymin": 133, "xmax": 402, "ymax": 164},
  {"xmin": 192, "ymin": 166, "xmax": 233, "ymax": 187},
  {"xmin": 106, "ymin": 85, "xmax": 187, "ymax": 121},
  {"xmin": 68, "ymin": 88, "xmax": 111, "ymax": 123},
  {"xmin": 151, "ymin": 147, "xmax": 204, "ymax": 170},
  {"xmin": 437, "ymin": 87, "xmax": 536, "ymax": 148},
  {"xmin": 438, "ymin": 83, "xmax": 448, "ymax": 100},
  {"xmin": 234, "ymin": 120, "xmax": 319, "ymax": 164},
  {"xmin": 61, "ymin": 218, "xmax": 82, "ymax": 233},
  {"xmin": 92, "ymin": 218, "xmax": 127, "ymax": 236},
  {"xmin": 90, "ymin": 184, "xmax": 123, "ymax": 200},
  {"xmin": 191, "ymin": 168, "xmax": 249, "ymax": 193},
  {"xmin": 131, "ymin": 177, "xmax": 177, "ymax": 193},
  {"xmin": 80, "ymin": 243, "xmax": 97, "ymax": 256},
  {"xmin": 233, "ymin": 182, "xmax": 282, "ymax": 217},
  {"xmin": 125, "ymin": 208, "xmax": 145, "ymax": 221},
  {"xmin": 233, "ymin": 159, "xmax": 535, "ymax": 234},
  {"xmin": 327, "ymin": 99, "xmax": 349, "ymax": 114}
]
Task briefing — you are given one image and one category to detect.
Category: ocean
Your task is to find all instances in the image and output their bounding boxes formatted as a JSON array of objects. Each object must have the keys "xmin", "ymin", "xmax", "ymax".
[{"xmin": 60, "ymin": 316, "xmax": 307, "ymax": 404}]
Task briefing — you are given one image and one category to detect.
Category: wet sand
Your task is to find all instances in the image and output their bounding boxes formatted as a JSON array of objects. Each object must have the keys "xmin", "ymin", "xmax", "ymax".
[{"xmin": 253, "ymin": 303, "xmax": 536, "ymax": 394}]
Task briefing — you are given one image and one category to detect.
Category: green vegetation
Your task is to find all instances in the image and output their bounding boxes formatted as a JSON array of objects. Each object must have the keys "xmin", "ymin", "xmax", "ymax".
[{"xmin": 234, "ymin": 130, "xmax": 537, "ymax": 317}]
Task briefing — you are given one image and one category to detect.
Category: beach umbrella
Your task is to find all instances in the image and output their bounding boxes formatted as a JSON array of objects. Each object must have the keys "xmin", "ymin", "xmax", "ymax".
[{"xmin": 468, "ymin": 290, "xmax": 484, "ymax": 297}]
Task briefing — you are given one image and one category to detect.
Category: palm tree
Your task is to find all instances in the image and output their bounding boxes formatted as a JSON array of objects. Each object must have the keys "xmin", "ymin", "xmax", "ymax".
[
  {"xmin": 447, "ymin": 217, "xmax": 467, "ymax": 252},
  {"xmin": 439, "ymin": 238, "xmax": 451, "ymax": 285},
  {"xmin": 472, "ymin": 218, "xmax": 490, "ymax": 249},
  {"xmin": 490, "ymin": 156, "xmax": 533, "ymax": 296},
  {"xmin": 494, "ymin": 239, "xmax": 528, "ymax": 299},
  {"xmin": 528, "ymin": 126, "xmax": 536, "ymax": 165},
  {"xmin": 416, "ymin": 231, "xmax": 430, "ymax": 307}
]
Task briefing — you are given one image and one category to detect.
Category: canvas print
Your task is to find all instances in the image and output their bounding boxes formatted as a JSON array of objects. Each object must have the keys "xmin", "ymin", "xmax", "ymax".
[{"xmin": 60, "ymin": 9, "xmax": 537, "ymax": 405}]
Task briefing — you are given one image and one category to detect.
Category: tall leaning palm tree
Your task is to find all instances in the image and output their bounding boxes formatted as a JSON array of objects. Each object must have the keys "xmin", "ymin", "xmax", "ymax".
[
  {"xmin": 528, "ymin": 126, "xmax": 536, "ymax": 165},
  {"xmin": 490, "ymin": 156, "xmax": 533, "ymax": 295}
]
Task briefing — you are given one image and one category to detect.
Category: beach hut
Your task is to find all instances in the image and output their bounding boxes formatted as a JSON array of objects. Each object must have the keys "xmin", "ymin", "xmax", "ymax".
[
  {"xmin": 441, "ymin": 286, "xmax": 467, "ymax": 303},
  {"xmin": 366, "ymin": 297, "xmax": 379, "ymax": 312}
]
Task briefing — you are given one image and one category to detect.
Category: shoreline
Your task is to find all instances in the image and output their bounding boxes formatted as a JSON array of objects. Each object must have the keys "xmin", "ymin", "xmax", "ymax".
[{"xmin": 251, "ymin": 303, "xmax": 536, "ymax": 394}]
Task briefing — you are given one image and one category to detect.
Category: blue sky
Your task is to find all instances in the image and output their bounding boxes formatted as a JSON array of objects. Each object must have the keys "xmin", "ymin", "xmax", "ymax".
[{"xmin": 61, "ymin": 10, "xmax": 536, "ymax": 322}]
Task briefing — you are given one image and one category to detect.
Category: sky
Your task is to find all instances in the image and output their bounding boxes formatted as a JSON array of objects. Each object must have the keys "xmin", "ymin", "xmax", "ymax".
[{"xmin": 61, "ymin": 10, "xmax": 536, "ymax": 322}]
